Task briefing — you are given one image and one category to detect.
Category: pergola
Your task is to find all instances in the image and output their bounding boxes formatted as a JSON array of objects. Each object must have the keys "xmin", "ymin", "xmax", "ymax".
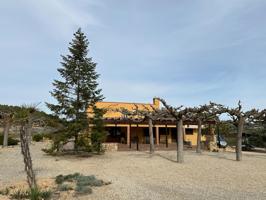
[{"xmin": 101, "ymin": 116, "xmax": 216, "ymax": 146}]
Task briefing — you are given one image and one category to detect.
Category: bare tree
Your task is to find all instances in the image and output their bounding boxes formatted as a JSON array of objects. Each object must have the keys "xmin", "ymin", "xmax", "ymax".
[
  {"xmin": 148, "ymin": 117, "xmax": 154, "ymax": 153},
  {"xmin": 188, "ymin": 103, "xmax": 223, "ymax": 153},
  {"xmin": 136, "ymin": 104, "xmax": 168, "ymax": 154},
  {"xmin": 0, "ymin": 111, "xmax": 13, "ymax": 148},
  {"xmin": 14, "ymin": 106, "xmax": 40, "ymax": 189},
  {"xmin": 20, "ymin": 122, "xmax": 37, "ymax": 189},
  {"xmin": 157, "ymin": 98, "xmax": 189, "ymax": 163},
  {"xmin": 225, "ymin": 101, "xmax": 259, "ymax": 161}
]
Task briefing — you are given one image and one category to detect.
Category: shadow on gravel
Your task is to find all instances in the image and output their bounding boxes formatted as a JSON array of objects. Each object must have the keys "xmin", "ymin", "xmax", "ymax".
[
  {"xmin": 203, "ymin": 153, "xmax": 236, "ymax": 161},
  {"xmin": 242, "ymin": 153, "xmax": 266, "ymax": 159},
  {"xmin": 125, "ymin": 152, "xmax": 155, "ymax": 159},
  {"xmin": 155, "ymin": 153, "xmax": 177, "ymax": 163}
]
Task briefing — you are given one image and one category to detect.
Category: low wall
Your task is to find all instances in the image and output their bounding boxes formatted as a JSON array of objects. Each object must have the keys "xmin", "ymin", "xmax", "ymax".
[{"xmin": 103, "ymin": 143, "xmax": 118, "ymax": 152}]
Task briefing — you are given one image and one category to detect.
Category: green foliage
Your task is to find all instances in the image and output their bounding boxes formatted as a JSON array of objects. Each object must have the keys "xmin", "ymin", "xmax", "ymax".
[
  {"xmin": 75, "ymin": 185, "xmax": 92, "ymax": 195},
  {"xmin": 216, "ymin": 121, "xmax": 236, "ymax": 137},
  {"xmin": 248, "ymin": 135, "xmax": 266, "ymax": 147},
  {"xmin": 33, "ymin": 134, "xmax": 43, "ymax": 142},
  {"xmin": 58, "ymin": 184, "xmax": 73, "ymax": 191},
  {"xmin": 39, "ymin": 190, "xmax": 52, "ymax": 199},
  {"xmin": 29, "ymin": 187, "xmax": 40, "ymax": 200},
  {"xmin": 10, "ymin": 188, "xmax": 52, "ymax": 200},
  {"xmin": 55, "ymin": 174, "xmax": 65, "ymax": 184},
  {"xmin": 0, "ymin": 104, "xmax": 22, "ymax": 114},
  {"xmin": 76, "ymin": 133, "xmax": 93, "ymax": 152},
  {"xmin": 76, "ymin": 175, "xmax": 104, "ymax": 187},
  {"xmin": 46, "ymin": 28, "xmax": 104, "ymax": 151},
  {"xmin": 10, "ymin": 189, "xmax": 29, "ymax": 199},
  {"xmin": 33, "ymin": 133, "xmax": 53, "ymax": 142},
  {"xmin": 91, "ymin": 106, "xmax": 106, "ymax": 153},
  {"xmin": 29, "ymin": 188, "xmax": 52, "ymax": 200},
  {"xmin": 0, "ymin": 134, "xmax": 19, "ymax": 146},
  {"xmin": 55, "ymin": 173, "xmax": 81, "ymax": 184},
  {"xmin": 41, "ymin": 129, "xmax": 70, "ymax": 155},
  {"xmin": 55, "ymin": 173, "xmax": 109, "ymax": 196}
]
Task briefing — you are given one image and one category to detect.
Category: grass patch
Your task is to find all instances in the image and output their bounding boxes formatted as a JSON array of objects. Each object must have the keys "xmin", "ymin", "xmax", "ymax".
[
  {"xmin": 8, "ymin": 187, "xmax": 52, "ymax": 200},
  {"xmin": 10, "ymin": 189, "xmax": 29, "ymax": 199}
]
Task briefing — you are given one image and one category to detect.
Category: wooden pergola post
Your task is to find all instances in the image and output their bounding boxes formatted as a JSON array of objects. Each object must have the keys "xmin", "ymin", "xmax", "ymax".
[
  {"xmin": 127, "ymin": 124, "xmax": 131, "ymax": 146},
  {"xmin": 156, "ymin": 126, "xmax": 159, "ymax": 145},
  {"xmin": 136, "ymin": 123, "xmax": 139, "ymax": 151},
  {"xmin": 165, "ymin": 124, "xmax": 168, "ymax": 148}
]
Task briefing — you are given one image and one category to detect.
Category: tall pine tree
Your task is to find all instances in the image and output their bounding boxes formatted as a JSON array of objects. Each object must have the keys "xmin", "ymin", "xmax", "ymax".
[
  {"xmin": 46, "ymin": 28, "xmax": 103, "ymax": 150},
  {"xmin": 91, "ymin": 106, "xmax": 106, "ymax": 153}
]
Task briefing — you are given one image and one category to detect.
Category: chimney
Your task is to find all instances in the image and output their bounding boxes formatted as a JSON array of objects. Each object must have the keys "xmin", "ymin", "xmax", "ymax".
[{"xmin": 153, "ymin": 98, "xmax": 160, "ymax": 108}]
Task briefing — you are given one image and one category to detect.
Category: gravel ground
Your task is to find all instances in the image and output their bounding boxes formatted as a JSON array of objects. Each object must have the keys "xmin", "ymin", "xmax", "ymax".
[{"xmin": 0, "ymin": 143, "xmax": 266, "ymax": 200}]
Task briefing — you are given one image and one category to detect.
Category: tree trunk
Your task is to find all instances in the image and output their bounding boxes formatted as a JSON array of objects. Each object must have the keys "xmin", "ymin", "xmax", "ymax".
[
  {"xmin": 3, "ymin": 120, "xmax": 11, "ymax": 147},
  {"xmin": 148, "ymin": 118, "xmax": 154, "ymax": 154},
  {"xmin": 20, "ymin": 124, "xmax": 37, "ymax": 189},
  {"xmin": 236, "ymin": 117, "xmax": 244, "ymax": 161},
  {"xmin": 196, "ymin": 119, "xmax": 202, "ymax": 153},
  {"xmin": 27, "ymin": 117, "xmax": 33, "ymax": 144},
  {"xmin": 177, "ymin": 119, "xmax": 184, "ymax": 163},
  {"xmin": 74, "ymin": 134, "xmax": 79, "ymax": 151}
]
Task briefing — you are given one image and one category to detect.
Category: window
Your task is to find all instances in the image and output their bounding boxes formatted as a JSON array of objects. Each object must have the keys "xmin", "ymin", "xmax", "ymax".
[{"xmin": 185, "ymin": 128, "xmax": 194, "ymax": 135}]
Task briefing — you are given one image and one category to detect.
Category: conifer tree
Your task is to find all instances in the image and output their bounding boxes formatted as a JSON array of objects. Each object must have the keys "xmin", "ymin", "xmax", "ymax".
[
  {"xmin": 46, "ymin": 28, "xmax": 103, "ymax": 150},
  {"xmin": 91, "ymin": 106, "xmax": 106, "ymax": 153}
]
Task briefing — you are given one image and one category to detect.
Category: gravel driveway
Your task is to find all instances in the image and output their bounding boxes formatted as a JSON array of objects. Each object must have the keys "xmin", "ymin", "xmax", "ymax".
[{"xmin": 0, "ymin": 143, "xmax": 266, "ymax": 200}]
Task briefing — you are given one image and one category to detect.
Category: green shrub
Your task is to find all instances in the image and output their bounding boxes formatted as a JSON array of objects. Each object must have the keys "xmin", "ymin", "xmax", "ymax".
[
  {"xmin": 55, "ymin": 173, "xmax": 109, "ymax": 196},
  {"xmin": 63, "ymin": 173, "xmax": 81, "ymax": 181},
  {"xmin": 55, "ymin": 173, "xmax": 80, "ymax": 184},
  {"xmin": 75, "ymin": 185, "xmax": 92, "ymax": 195},
  {"xmin": 33, "ymin": 134, "xmax": 43, "ymax": 142},
  {"xmin": 29, "ymin": 187, "xmax": 52, "ymax": 200},
  {"xmin": 0, "ymin": 134, "xmax": 19, "ymax": 146},
  {"xmin": 55, "ymin": 175, "xmax": 65, "ymax": 184},
  {"xmin": 58, "ymin": 184, "xmax": 73, "ymax": 191},
  {"xmin": 29, "ymin": 187, "xmax": 40, "ymax": 200},
  {"xmin": 39, "ymin": 190, "xmax": 52, "ymax": 199},
  {"xmin": 10, "ymin": 187, "xmax": 52, "ymax": 200},
  {"xmin": 10, "ymin": 189, "xmax": 29, "ymax": 199},
  {"xmin": 76, "ymin": 175, "xmax": 104, "ymax": 187}
]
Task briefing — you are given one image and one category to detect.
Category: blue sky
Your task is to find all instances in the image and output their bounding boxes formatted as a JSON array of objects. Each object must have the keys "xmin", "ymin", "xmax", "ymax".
[{"xmin": 1, "ymin": 0, "xmax": 266, "ymax": 112}]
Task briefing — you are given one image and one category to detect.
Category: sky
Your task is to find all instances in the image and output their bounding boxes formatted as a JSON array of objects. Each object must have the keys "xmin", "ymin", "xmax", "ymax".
[{"xmin": 0, "ymin": 0, "xmax": 266, "ymax": 112}]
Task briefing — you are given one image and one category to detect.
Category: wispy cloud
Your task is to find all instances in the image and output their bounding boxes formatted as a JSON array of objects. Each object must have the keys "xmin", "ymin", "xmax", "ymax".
[{"xmin": 24, "ymin": 0, "xmax": 103, "ymax": 39}]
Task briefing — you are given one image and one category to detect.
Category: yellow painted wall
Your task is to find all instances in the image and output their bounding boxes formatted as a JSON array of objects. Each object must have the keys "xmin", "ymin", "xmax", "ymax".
[{"xmin": 184, "ymin": 128, "xmax": 206, "ymax": 146}]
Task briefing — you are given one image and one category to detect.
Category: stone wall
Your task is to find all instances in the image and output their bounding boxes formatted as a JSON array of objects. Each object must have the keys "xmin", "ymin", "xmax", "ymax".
[{"xmin": 103, "ymin": 143, "xmax": 118, "ymax": 152}]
